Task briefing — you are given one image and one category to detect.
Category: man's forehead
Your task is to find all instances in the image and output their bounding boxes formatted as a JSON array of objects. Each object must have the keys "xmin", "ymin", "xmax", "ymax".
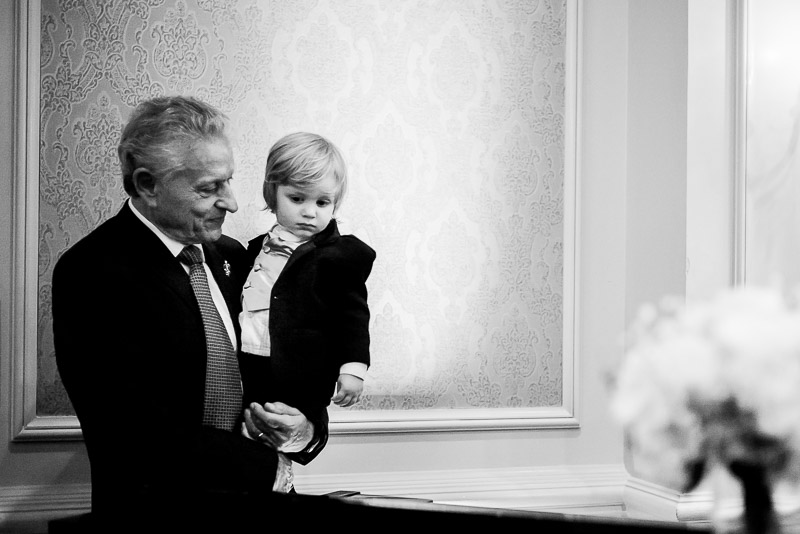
[{"xmin": 184, "ymin": 139, "xmax": 234, "ymax": 171}]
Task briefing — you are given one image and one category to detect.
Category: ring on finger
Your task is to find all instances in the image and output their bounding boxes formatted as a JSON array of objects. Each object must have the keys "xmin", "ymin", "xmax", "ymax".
[{"xmin": 257, "ymin": 432, "xmax": 265, "ymax": 439}]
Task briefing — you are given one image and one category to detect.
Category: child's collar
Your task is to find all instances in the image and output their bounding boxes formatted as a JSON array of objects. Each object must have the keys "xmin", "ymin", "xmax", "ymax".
[{"xmin": 269, "ymin": 224, "xmax": 308, "ymax": 244}]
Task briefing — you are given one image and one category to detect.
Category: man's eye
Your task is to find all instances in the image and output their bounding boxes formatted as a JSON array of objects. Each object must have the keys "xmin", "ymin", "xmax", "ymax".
[{"xmin": 200, "ymin": 178, "xmax": 232, "ymax": 195}]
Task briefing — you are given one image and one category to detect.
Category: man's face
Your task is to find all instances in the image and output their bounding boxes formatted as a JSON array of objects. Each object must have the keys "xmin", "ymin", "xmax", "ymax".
[{"xmin": 151, "ymin": 137, "xmax": 238, "ymax": 245}]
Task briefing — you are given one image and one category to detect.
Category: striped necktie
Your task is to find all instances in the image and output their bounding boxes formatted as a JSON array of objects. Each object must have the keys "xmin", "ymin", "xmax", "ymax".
[{"xmin": 178, "ymin": 246, "xmax": 243, "ymax": 431}]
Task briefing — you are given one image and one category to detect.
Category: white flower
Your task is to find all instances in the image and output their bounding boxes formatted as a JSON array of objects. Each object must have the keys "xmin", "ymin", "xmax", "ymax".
[{"xmin": 609, "ymin": 286, "xmax": 800, "ymax": 490}]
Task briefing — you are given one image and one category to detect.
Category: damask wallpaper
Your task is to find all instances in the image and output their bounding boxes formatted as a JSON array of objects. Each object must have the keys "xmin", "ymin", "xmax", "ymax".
[{"xmin": 37, "ymin": 0, "xmax": 567, "ymax": 416}]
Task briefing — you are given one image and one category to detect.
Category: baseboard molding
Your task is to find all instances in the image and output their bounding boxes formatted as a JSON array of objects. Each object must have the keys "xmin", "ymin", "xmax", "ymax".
[
  {"xmin": 0, "ymin": 484, "xmax": 90, "ymax": 515},
  {"xmin": 625, "ymin": 475, "xmax": 800, "ymax": 528},
  {"xmin": 294, "ymin": 463, "xmax": 631, "ymax": 513},
  {"xmin": 623, "ymin": 477, "xmax": 713, "ymax": 523},
  {"xmin": 0, "ymin": 484, "xmax": 91, "ymax": 533}
]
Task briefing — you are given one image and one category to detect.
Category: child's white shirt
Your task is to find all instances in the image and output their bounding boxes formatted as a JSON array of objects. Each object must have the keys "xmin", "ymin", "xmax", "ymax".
[{"xmin": 239, "ymin": 224, "xmax": 305, "ymax": 356}]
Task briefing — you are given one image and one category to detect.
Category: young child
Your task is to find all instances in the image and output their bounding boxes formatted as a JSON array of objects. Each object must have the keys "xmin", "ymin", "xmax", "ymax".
[{"xmin": 238, "ymin": 132, "xmax": 375, "ymax": 487}]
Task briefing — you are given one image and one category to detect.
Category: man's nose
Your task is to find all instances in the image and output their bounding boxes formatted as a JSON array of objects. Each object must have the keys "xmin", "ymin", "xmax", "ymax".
[{"xmin": 217, "ymin": 183, "xmax": 239, "ymax": 213}]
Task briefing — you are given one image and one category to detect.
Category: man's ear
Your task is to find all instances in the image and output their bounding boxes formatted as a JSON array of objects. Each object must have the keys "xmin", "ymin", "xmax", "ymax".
[{"xmin": 131, "ymin": 168, "xmax": 158, "ymax": 206}]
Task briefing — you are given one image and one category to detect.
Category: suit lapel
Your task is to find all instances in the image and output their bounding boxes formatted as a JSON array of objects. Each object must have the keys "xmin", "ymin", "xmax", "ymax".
[
  {"xmin": 282, "ymin": 219, "xmax": 339, "ymax": 272},
  {"xmin": 118, "ymin": 203, "xmax": 197, "ymax": 309},
  {"xmin": 283, "ymin": 238, "xmax": 316, "ymax": 272}
]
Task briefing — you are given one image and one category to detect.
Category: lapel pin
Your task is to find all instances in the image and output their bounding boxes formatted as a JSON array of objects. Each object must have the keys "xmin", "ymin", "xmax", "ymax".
[{"xmin": 223, "ymin": 260, "xmax": 231, "ymax": 277}]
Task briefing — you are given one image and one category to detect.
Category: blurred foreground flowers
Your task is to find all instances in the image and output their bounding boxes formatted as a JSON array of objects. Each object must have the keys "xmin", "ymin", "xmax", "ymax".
[{"xmin": 609, "ymin": 286, "xmax": 800, "ymax": 501}]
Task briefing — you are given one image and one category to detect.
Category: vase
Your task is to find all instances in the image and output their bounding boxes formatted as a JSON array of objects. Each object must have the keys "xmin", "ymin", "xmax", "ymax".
[
  {"xmin": 712, "ymin": 461, "xmax": 781, "ymax": 534},
  {"xmin": 729, "ymin": 461, "xmax": 781, "ymax": 534}
]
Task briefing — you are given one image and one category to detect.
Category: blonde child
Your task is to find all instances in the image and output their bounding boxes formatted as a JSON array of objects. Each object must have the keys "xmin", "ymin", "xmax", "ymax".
[{"xmin": 238, "ymin": 132, "xmax": 375, "ymax": 491}]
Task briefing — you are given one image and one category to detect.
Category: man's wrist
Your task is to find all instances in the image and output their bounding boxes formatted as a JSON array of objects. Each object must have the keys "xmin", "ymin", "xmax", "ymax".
[{"xmin": 279, "ymin": 420, "xmax": 316, "ymax": 454}]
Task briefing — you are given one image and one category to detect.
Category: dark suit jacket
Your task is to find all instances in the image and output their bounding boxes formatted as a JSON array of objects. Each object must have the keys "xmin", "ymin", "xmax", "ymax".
[
  {"xmin": 52, "ymin": 202, "xmax": 326, "ymax": 521},
  {"xmin": 244, "ymin": 219, "xmax": 376, "ymax": 417}
]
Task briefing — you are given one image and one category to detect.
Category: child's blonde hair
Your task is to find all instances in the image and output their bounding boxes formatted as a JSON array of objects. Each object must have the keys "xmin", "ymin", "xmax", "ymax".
[{"xmin": 263, "ymin": 132, "xmax": 347, "ymax": 212}]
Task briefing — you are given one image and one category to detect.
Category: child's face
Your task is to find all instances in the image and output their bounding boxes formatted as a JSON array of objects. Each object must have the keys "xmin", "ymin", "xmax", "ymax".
[{"xmin": 274, "ymin": 173, "xmax": 337, "ymax": 239}]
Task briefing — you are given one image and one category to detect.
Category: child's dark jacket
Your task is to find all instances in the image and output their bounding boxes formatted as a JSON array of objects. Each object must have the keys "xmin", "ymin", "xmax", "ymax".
[{"xmin": 244, "ymin": 219, "xmax": 375, "ymax": 416}]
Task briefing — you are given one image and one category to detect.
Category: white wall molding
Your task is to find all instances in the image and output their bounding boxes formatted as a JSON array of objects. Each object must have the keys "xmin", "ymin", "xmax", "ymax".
[
  {"xmin": 623, "ymin": 477, "xmax": 713, "ymax": 524},
  {"xmin": 0, "ymin": 483, "xmax": 90, "ymax": 515},
  {"xmin": 0, "ymin": 483, "xmax": 90, "ymax": 532},
  {"xmin": 685, "ymin": 0, "xmax": 742, "ymax": 301},
  {"xmin": 732, "ymin": 0, "xmax": 748, "ymax": 286},
  {"xmin": 625, "ymin": 475, "xmax": 800, "ymax": 530},
  {"xmin": 296, "ymin": 463, "xmax": 630, "ymax": 513}
]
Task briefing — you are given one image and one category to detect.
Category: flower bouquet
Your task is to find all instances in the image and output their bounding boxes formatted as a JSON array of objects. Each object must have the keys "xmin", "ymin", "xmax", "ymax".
[{"xmin": 609, "ymin": 286, "xmax": 800, "ymax": 534}]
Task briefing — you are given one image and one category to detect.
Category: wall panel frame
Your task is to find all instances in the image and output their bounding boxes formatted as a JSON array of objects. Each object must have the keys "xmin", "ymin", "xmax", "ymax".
[{"xmin": 11, "ymin": 0, "xmax": 581, "ymax": 441}]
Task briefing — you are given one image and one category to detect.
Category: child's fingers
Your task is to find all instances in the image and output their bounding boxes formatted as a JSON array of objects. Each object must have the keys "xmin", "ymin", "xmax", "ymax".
[{"xmin": 331, "ymin": 387, "xmax": 364, "ymax": 407}]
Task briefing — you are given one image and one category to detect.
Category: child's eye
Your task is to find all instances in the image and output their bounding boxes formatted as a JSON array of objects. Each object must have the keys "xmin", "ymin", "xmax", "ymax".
[
  {"xmin": 289, "ymin": 196, "xmax": 303, "ymax": 203},
  {"xmin": 317, "ymin": 200, "xmax": 331, "ymax": 207}
]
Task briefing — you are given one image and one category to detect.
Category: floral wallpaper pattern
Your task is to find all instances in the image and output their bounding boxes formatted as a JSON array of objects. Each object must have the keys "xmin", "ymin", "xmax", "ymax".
[{"xmin": 37, "ymin": 0, "xmax": 567, "ymax": 416}]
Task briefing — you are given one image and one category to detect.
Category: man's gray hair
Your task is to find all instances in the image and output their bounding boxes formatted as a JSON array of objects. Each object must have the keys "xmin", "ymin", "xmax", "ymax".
[{"xmin": 118, "ymin": 96, "xmax": 229, "ymax": 197}]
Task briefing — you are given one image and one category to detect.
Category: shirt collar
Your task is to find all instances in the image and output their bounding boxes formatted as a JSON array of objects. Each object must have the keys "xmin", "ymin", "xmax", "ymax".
[
  {"xmin": 269, "ymin": 224, "xmax": 309, "ymax": 245},
  {"xmin": 128, "ymin": 200, "xmax": 203, "ymax": 260}
]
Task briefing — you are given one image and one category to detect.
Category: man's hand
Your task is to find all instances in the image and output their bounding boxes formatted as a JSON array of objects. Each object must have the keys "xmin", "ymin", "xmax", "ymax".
[{"xmin": 244, "ymin": 402, "xmax": 315, "ymax": 453}]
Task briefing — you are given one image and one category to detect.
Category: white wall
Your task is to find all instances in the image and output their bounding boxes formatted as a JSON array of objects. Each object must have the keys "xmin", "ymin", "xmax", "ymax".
[
  {"xmin": 621, "ymin": 0, "xmax": 737, "ymax": 485},
  {"xmin": 625, "ymin": 0, "xmax": 689, "ymax": 328},
  {"xmin": 686, "ymin": 0, "xmax": 737, "ymax": 301}
]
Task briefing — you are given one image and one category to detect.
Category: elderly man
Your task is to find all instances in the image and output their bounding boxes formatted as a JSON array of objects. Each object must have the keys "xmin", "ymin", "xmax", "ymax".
[{"xmin": 52, "ymin": 96, "xmax": 327, "ymax": 528}]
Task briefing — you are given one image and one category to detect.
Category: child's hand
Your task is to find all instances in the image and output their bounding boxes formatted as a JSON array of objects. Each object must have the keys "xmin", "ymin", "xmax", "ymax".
[{"xmin": 331, "ymin": 374, "xmax": 364, "ymax": 407}]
